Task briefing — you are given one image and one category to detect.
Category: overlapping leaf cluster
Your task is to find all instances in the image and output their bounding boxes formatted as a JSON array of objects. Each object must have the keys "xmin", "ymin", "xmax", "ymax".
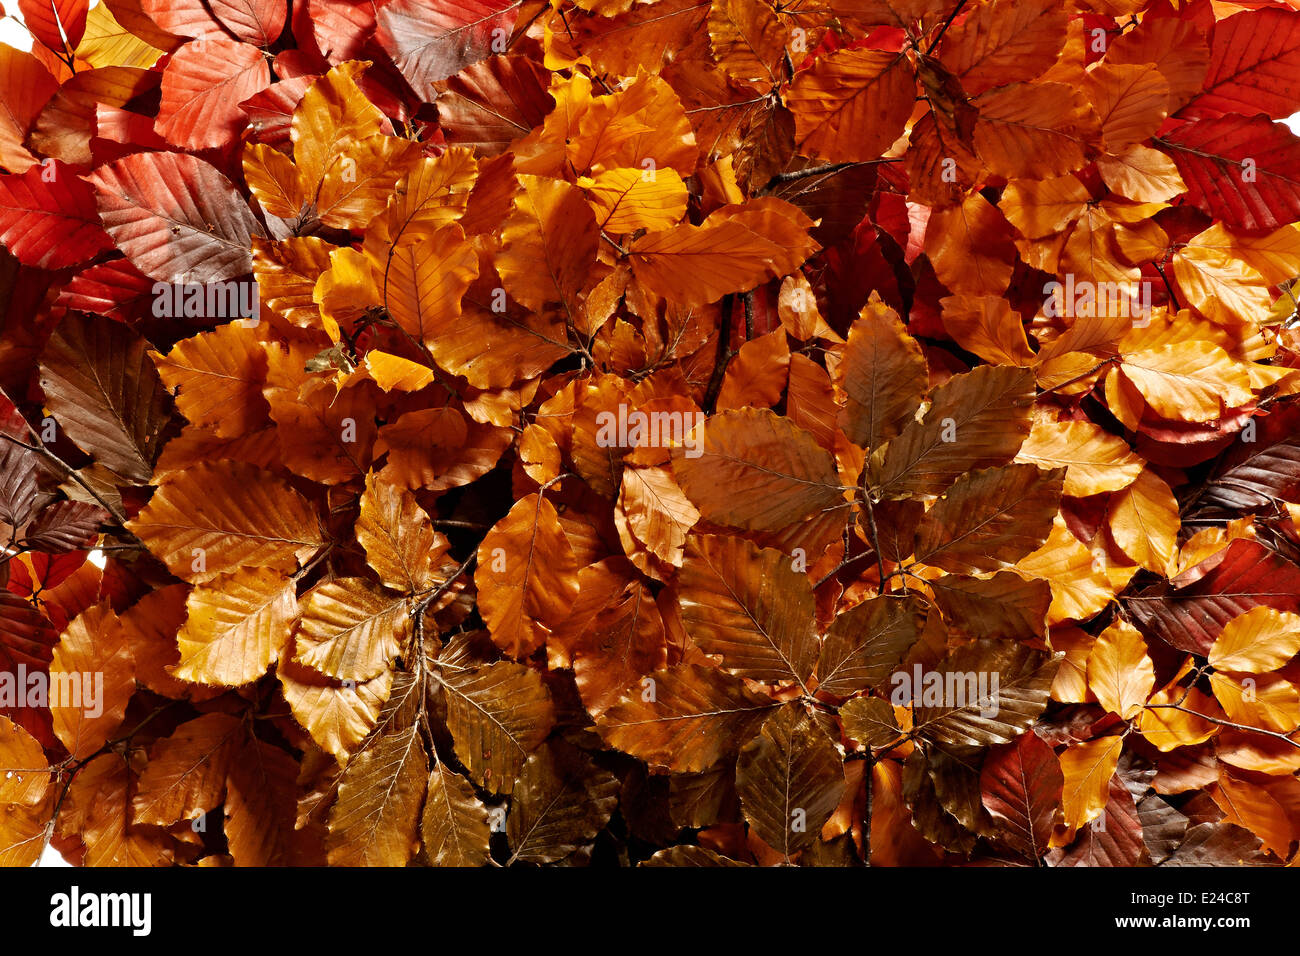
[{"xmin": 1, "ymin": 0, "xmax": 1299, "ymax": 867}]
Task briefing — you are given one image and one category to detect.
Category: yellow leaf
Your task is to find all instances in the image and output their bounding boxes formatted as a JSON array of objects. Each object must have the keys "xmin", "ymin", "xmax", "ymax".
[
  {"xmin": 243, "ymin": 143, "xmax": 307, "ymax": 221},
  {"xmin": 570, "ymin": 73, "xmax": 698, "ymax": 178},
  {"xmin": 1096, "ymin": 144, "xmax": 1185, "ymax": 202},
  {"xmin": 316, "ymin": 134, "xmax": 422, "ymax": 230},
  {"xmin": 1210, "ymin": 608, "xmax": 1300, "ymax": 673},
  {"xmin": 1048, "ymin": 626, "xmax": 1096, "ymax": 704},
  {"xmin": 173, "ymin": 568, "xmax": 297, "ymax": 686},
  {"xmin": 1086, "ymin": 619, "xmax": 1155, "ymax": 719},
  {"xmin": 151, "ymin": 324, "xmax": 269, "ymax": 439},
  {"xmin": 1016, "ymin": 519, "xmax": 1114, "ymax": 624},
  {"xmin": 1172, "ymin": 240, "xmax": 1272, "ymax": 326},
  {"xmin": 292, "ymin": 62, "xmax": 387, "ymax": 192},
  {"xmin": 295, "ymin": 579, "xmax": 410, "ymax": 682},
  {"xmin": 1178, "ymin": 221, "xmax": 1300, "ymax": 286},
  {"xmin": 1108, "ymin": 467, "xmax": 1179, "ymax": 575},
  {"xmin": 279, "ymin": 662, "xmax": 392, "ymax": 765},
  {"xmin": 1210, "ymin": 672, "xmax": 1299, "ymax": 733},
  {"xmin": 1139, "ymin": 660, "xmax": 1222, "ymax": 752},
  {"xmin": 314, "ymin": 245, "xmax": 379, "ymax": 339},
  {"xmin": 1120, "ymin": 342, "xmax": 1254, "ymax": 422},
  {"xmin": 0, "ymin": 715, "xmax": 50, "ymax": 805},
  {"xmin": 582, "ymin": 166, "xmax": 687, "ymax": 233},
  {"xmin": 1015, "ymin": 417, "xmax": 1143, "ymax": 497},
  {"xmin": 254, "ymin": 235, "xmax": 336, "ymax": 328},
  {"xmin": 363, "ymin": 350, "xmax": 435, "ymax": 392},
  {"xmin": 75, "ymin": 2, "xmax": 165, "ymax": 68},
  {"xmin": 1059, "ymin": 735, "xmax": 1123, "ymax": 832},
  {"xmin": 999, "ymin": 174, "xmax": 1090, "ymax": 240},
  {"xmin": 376, "ymin": 148, "xmax": 479, "ymax": 246}
]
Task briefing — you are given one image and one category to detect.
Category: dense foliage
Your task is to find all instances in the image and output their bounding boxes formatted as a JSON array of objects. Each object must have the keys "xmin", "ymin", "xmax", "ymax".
[{"xmin": 0, "ymin": 0, "xmax": 1299, "ymax": 867}]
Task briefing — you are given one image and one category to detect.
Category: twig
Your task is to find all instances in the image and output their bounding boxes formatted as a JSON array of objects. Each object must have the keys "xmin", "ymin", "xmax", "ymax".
[
  {"xmin": 412, "ymin": 551, "xmax": 478, "ymax": 618},
  {"xmin": 1145, "ymin": 704, "xmax": 1300, "ymax": 749},
  {"xmin": 702, "ymin": 293, "xmax": 735, "ymax": 413},
  {"xmin": 0, "ymin": 432, "xmax": 127, "ymax": 527},
  {"xmin": 1153, "ymin": 258, "xmax": 1181, "ymax": 312},
  {"xmin": 760, "ymin": 162, "xmax": 863, "ymax": 194},
  {"xmin": 862, "ymin": 496, "xmax": 889, "ymax": 594},
  {"xmin": 925, "ymin": 0, "xmax": 969, "ymax": 54}
]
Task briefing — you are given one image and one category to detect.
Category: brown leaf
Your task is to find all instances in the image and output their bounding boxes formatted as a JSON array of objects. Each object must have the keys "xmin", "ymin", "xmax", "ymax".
[
  {"xmin": 506, "ymin": 742, "xmax": 620, "ymax": 864},
  {"xmin": 438, "ymin": 661, "xmax": 555, "ymax": 795},
  {"xmin": 422, "ymin": 764, "xmax": 492, "ymax": 867},
  {"xmin": 735, "ymin": 704, "xmax": 846, "ymax": 857},
  {"xmin": 913, "ymin": 464, "xmax": 1064, "ymax": 574},
  {"xmin": 327, "ymin": 723, "xmax": 427, "ymax": 866},
  {"xmin": 597, "ymin": 663, "xmax": 776, "ymax": 772},
  {"xmin": 677, "ymin": 534, "xmax": 818, "ymax": 687},
  {"xmin": 474, "ymin": 492, "xmax": 579, "ymax": 659},
  {"xmin": 672, "ymin": 407, "xmax": 844, "ymax": 533},
  {"xmin": 870, "ymin": 365, "xmax": 1036, "ymax": 499},
  {"xmin": 131, "ymin": 713, "xmax": 242, "ymax": 826},
  {"xmin": 911, "ymin": 640, "xmax": 1059, "ymax": 747},
  {"xmin": 40, "ymin": 313, "xmax": 172, "ymax": 484}
]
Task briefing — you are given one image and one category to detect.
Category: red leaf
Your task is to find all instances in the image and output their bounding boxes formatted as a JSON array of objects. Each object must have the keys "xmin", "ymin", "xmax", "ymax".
[
  {"xmin": 155, "ymin": 37, "xmax": 271, "ymax": 150},
  {"xmin": 980, "ymin": 731, "xmax": 1063, "ymax": 861},
  {"xmin": 306, "ymin": 0, "xmax": 377, "ymax": 64},
  {"xmin": 0, "ymin": 161, "xmax": 114, "ymax": 269},
  {"xmin": 1179, "ymin": 9, "xmax": 1300, "ymax": 121},
  {"xmin": 375, "ymin": 0, "xmax": 519, "ymax": 101},
  {"xmin": 89, "ymin": 151, "xmax": 262, "ymax": 283},
  {"xmin": 0, "ymin": 590, "xmax": 59, "ymax": 745},
  {"xmin": 141, "ymin": 0, "xmax": 286, "ymax": 46},
  {"xmin": 240, "ymin": 75, "xmax": 312, "ymax": 150},
  {"xmin": 1159, "ymin": 114, "xmax": 1300, "ymax": 230},
  {"xmin": 53, "ymin": 257, "xmax": 156, "ymax": 321},
  {"xmin": 18, "ymin": 0, "xmax": 88, "ymax": 51},
  {"xmin": 1127, "ymin": 538, "xmax": 1300, "ymax": 655}
]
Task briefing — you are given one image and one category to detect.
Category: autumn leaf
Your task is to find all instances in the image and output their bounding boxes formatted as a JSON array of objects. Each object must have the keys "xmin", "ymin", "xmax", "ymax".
[
  {"xmin": 672, "ymin": 407, "xmax": 843, "ymax": 533},
  {"xmin": 677, "ymin": 534, "xmax": 818, "ymax": 687},
  {"xmin": 597, "ymin": 664, "xmax": 775, "ymax": 773},
  {"xmin": 1, "ymin": 0, "xmax": 1298, "ymax": 872},
  {"xmin": 128, "ymin": 461, "xmax": 324, "ymax": 583},
  {"xmin": 1086, "ymin": 620, "xmax": 1155, "ymax": 720},
  {"xmin": 474, "ymin": 492, "xmax": 579, "ymax": 659},
  {"xmin": 736, "ymin": 705, "xmax": 845, "ymax": 858},
  {"xmin": 327, "ymin": 723, "xmax": 427, "ymax": 866},
  {"xmin": 979, "ymin": 731, "xmax": 1062, "ymax": 862}
]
